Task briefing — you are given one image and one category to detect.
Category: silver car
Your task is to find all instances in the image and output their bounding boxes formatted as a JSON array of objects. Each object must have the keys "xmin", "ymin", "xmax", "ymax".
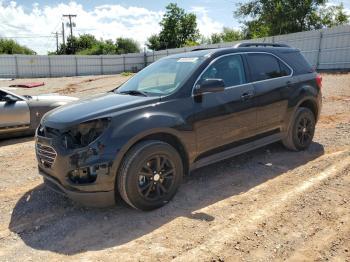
[{"xmin": 0, "ymin": 88, "xmax": 77, "ymax": 138}]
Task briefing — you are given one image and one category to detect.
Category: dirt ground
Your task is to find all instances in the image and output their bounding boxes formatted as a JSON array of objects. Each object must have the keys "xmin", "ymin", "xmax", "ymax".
[{"xmin": 0, "ymin": 73, "xmax": 349, "ymax": 262}]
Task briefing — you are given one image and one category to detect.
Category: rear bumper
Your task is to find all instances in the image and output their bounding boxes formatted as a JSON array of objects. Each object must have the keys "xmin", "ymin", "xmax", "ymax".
[{"xmin": 39, "ymin": 169, "xmax": 115, "ymax": 207}]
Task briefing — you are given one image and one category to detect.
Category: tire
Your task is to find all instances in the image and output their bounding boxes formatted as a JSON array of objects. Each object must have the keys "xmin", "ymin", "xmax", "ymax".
[
  {"xmin": 282, "ymin": 107, "xmax": 316, "ymax": 151},
  {"xmin": 117, "ymin": 140, "xmax": 183, "ymax": 211}
]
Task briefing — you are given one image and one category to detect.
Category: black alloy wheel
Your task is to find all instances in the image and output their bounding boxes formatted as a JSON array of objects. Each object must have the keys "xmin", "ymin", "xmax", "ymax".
[
  {"xmin": 282, "ymin": 107, "xmax": 316, "ymax": 151},
  {"xmin": 117, "ymin": 140, "xmax": 183, "ymax": 210},
  {"xmin": 137, "ymin": 155, "xmax": 175, "ymax": 201},
  {"xmin": 296, "ymin": 115, "xmax": 313, "ymax": 147}
]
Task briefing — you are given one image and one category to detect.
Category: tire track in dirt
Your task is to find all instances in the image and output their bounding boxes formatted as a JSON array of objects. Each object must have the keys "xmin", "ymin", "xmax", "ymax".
[
  {"xmin": 173, "ymin": 152, "xmax": 350, "ymax": 261},
  {"xmin": 73, "ymin": 150, "xmax": 350, "ymax": 262}
]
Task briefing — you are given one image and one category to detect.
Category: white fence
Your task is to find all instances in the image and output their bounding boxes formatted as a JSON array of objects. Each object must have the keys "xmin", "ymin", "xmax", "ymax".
[{"xmin": 1, "ymin": 24, "xmax": 350, "ymax": 78}]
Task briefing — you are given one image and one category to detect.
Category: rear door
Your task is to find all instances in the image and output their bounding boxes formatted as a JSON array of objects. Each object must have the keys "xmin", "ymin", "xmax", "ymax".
[
  {"xmin": 193, "ymin": 54, "xmax": 257, "ymax": 157},
  {"xmin": 0, "ymin": 90, "xmax": 30, "ymax": 132},
  {"xmin": 245, "ymin": 53, "xmax": 293, "ymax": 135}
]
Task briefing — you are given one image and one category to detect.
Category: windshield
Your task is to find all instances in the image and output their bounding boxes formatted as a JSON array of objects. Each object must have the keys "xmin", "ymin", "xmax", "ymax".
[{"xmin": 116, "ymin": 57, "xmax": 204, "ymax": 96}]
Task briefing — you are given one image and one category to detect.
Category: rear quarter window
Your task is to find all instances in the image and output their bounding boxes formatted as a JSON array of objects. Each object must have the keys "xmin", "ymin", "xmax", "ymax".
[
  {"xmin": 246, "ymin": 53, "xmax": 291, "ymax": 82},
  {"xmin": 279, "ymin": 51, "xmax": 313, "ymax": 75}
]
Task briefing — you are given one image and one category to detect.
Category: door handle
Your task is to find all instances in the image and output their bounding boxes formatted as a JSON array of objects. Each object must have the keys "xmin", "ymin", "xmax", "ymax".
[
  {"xmin": 286, "ymin": 81, "xmax": 292, "ymax": 87},
  {"xmin": 241, "ymin": 92, "xmax": 254, "ymax": 100}
]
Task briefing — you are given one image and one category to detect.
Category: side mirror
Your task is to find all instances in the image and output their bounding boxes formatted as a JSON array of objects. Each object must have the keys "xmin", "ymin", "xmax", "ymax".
[
  {"xmin": 4, "ymin": 94, "xmax": 18, "ymax": 103},
  {"xmin": 194, "ymin": 78, "xmax": 225, "ymax": 95}
]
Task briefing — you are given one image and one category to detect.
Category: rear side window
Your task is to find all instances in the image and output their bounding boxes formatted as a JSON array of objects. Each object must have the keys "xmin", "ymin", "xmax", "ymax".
[
  {"xmin": 279, "ymin": 51, "xmax": 314, "ymax": 75},
  {"xmin": 247, "ymin": 53, "xmax": 291, "ymax": 81},
  {"xmin": 200, "ymin": 55, "xmax": 246, "ymax": 87}
]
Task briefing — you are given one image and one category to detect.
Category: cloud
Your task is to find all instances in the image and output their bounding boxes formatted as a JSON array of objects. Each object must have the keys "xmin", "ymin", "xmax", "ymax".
[
  {"xmin": 190, "ymin": 6, "xmax": 224, "ymax": 36},
  {"xmin": 0, "ymin": 1, "xmax": 163, "ymax": 54},
  {"xmin": 0, "ymin": 1, "xmax": 225, "ymax": 54}
]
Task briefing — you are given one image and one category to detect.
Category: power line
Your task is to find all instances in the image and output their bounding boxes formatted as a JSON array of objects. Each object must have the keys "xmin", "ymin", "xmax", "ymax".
[{"xmin": 0, "ymin": 35, "xmax": 57, "ymax": 39}]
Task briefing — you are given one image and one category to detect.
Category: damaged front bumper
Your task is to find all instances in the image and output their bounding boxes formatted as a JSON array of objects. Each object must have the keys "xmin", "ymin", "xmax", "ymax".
[{"xmin": 35, "ymin": 134, "xmax": 117, "ymax": 207}]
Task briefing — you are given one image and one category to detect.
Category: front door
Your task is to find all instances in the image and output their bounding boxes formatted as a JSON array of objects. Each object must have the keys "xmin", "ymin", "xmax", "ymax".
[
  {"xmin": 0, "ymin": 90, "xmax": 30, "ymax": 132},
  {"xmin": 193, "ymin": 54, "xmax": 257, "ymax": 157}
]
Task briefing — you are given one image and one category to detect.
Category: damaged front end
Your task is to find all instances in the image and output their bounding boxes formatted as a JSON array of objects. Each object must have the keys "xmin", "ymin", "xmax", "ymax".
[{"xmin": 35, "ymin": 118, "xmax": 117, "ymax": 206}]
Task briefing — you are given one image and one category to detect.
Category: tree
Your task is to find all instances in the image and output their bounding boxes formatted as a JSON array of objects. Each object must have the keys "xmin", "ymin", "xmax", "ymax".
[
  {"xmin": 115, "ymin": 38, "xmax": 140, "ymax": 54},
  {"xmin": 77, "ymin": 40, "xmax": 117, "ymax": 55},
  {"xmin": 210, "ymin": 33, "xmax": 222, "ymax": 44},
  {"xmin": 146, "ymin": 3, "xmax": 200, "ymax": 50},
  {"xmin": 221, "ymin": 27, "xmax": 243, "ymax": 42},
  {"xmin": 146, "ymin": 34, "xmax": 161, "ymax": 51},
  {"xmin": 53, "ymin": 35, "xmax": 140, "ymax": 55},
  {"xmin": 235, "ymin": 0, "xmax": 349, "ymax": 38},
  {"xmin": 207, "ymin": 28, "xmax": 243, "ymax": 44},
  {"xmin": 316, "ymin": 3, "xmax": 349, "ymax": 28},
  {"xmin": 0, "ymin": 39, "xmax": 36, "ymax": 55}
]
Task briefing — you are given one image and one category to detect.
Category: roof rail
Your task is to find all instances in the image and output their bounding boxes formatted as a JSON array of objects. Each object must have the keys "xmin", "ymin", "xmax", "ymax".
[
  {"xmin": 191, "ymin": 47, "xmax": 216, "ymax": 52},
  {"xmin": 234, "ymin": 42, "xmax": 290, "ymax": 48}
]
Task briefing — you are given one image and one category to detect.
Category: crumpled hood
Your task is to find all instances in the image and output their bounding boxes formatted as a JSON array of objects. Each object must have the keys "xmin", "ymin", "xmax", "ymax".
[{"xmin": 42, "ymin": 92, "xmax": 159, "ymax": 129}]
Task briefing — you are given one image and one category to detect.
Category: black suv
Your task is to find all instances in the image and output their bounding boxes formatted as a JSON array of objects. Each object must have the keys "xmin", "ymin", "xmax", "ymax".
[{"xmin": 36, "ymin": 43, "xmax": 322, "ymax": 210}]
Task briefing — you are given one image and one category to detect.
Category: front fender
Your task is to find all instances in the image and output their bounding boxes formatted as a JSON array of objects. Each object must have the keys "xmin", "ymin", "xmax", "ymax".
[{"xmin": 107, "ymin": 111, "xmax": 194, "ymax": 178}]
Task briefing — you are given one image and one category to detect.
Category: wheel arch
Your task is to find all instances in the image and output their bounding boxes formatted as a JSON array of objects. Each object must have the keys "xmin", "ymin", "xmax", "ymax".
[
  {"xmin": 298, "ymin": 99, "xmax": 319, "ymax": 121},
  {"xmin": 113, "ymin": 128, "xmax": 190, "ymax": 179}
]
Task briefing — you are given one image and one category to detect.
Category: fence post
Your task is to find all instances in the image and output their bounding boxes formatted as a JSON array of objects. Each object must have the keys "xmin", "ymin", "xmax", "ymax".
[
  {"xmin": 14, "ymin": 56, "xmax": 19, "ymax": 78},
  {"xmin": 75, "ymin": 56, "xmax": 78, "ymax": 76},
  {"xmin": 153, "ymin": 50, "xmax": 155, "ymax": 62},
  {"xmin": 316, "ymin": 30, "xmax": 323, "ymax": 70},
  {"xmin": 100, "ymin": 55, "xmax": 103, "ymax": 75},
  {"xmin": 143, "ymin": 47, "xmax": 147, "ymax": 68},
  {"xmin": 48, "ymin": 56, "xmax": 52, "ymax": 77},
  {"xmin": 123, "ymin": 55, "xmax": 126, "ymax": 72}
]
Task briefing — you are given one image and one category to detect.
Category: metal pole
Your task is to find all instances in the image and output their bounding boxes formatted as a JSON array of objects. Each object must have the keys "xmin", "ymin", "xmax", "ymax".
[
  {"xmin": 123, "ymin": 55, "xmax": 126, "ymax": 72},
  {"xmin": 144, "ymin": 47, "xmax": 147, "ymax": 68},
  {"xmin": 316, "ymin": 30, "xmax": 323, "ymax": 70},
  {"xmin": 48, "ymin": 56, "xmax": 52, "ymax": 77},
  {"xmin": 14, "ymin": 56, "xmax": 19, "ymax": 78},
  {"xmin": 100, "ymin": 55, "xmax": 103, "ymax": 75},
  {"xmin": 75, "ymin": 56, "xmax": 78, "ymax": 76},
  {"xmin": 55, "ymin": 32, "xmax": 59, "ymax": 53},
  {"xmin": 62, "ymin": 22, "xmax": 65, "ymax": 45}
]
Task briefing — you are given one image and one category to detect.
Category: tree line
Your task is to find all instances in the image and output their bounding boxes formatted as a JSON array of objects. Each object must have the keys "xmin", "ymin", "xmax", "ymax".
[{"xmin": 0, "ymin": 1, "xmax": 348, "ymax": 55}]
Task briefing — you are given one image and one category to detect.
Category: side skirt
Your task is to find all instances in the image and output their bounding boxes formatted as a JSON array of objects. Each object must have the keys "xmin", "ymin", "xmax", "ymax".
[{"xmin": 190, "ymin": 133, "xmax": 282, "ymax": 171}]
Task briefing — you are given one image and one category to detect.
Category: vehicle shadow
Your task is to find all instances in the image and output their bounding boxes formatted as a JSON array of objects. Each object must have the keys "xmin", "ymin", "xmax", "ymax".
[
  {"xmin": 9, "ymin": 142, "xmax": 324, "ymax": 255},
  {"xmin": 0, "ymin": 135, "xmax": 33, "ymax": 146}
]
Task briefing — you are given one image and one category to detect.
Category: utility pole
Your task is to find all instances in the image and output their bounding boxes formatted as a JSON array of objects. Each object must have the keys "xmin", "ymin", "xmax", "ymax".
[
  {"xmin": 52, "ymin": 32, "xmax": 59, "ymax": 53},
  {"xmin": 62, "ymin": 22, "xmax": 65, "ymax": 45},
  {"xmin": 63, "ymin": 14, "xmax": 77, "ymax": 39}
]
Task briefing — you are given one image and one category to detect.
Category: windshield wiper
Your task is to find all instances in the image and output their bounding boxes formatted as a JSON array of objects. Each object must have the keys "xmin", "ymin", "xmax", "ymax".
[{"xmin": 118, "ymin": 90, "xmax": 148, "ymax": 97}]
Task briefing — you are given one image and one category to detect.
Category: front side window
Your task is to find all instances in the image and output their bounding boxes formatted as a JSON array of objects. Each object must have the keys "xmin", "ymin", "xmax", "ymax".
[
  {"xmin": 199, "ymin": 55, "xmax": 246, "ymax": 87},
  {"xmin": 247, "ymin": 53, "xmax": 291, "ymax": 81},
  {"xmin": 117, "ymin": 57, "xmax": 204, "ymax": 96}
]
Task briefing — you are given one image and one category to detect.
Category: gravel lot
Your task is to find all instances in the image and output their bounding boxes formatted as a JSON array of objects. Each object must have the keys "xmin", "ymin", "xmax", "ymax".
[{"xmin": 0, "ymin": 73, "xmax": 349, "ymax": 261}]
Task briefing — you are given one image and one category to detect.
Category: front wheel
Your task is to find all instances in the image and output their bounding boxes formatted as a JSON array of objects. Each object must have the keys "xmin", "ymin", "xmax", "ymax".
[
  {"xmin": 282, "ymin": 107, "xmax": 316, "ymax": 151},
  {"xmin": 117, "ymin": 140, "xmax": 183, "ymax": 211}
]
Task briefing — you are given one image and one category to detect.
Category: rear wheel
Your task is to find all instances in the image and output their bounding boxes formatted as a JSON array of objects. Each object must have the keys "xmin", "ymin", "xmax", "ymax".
[
  {"xmin": 282, "ymin": 107, "xmax": 316, "ymax": 151},
  {"xmin": 117, "ymin": 140, "xmax": 183, "ymax": 211}
]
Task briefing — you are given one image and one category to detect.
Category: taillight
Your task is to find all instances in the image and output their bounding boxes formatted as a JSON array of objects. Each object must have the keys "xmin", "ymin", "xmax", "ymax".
[{"xmin": 316, "ymin": 74, "xmax": 322, "ymax": 89}]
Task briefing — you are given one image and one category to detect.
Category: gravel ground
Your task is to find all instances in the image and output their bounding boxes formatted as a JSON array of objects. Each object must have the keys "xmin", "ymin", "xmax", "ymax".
[{"xmin": 0, "ymin": 73, "xmax": 349, "ymax": 262}]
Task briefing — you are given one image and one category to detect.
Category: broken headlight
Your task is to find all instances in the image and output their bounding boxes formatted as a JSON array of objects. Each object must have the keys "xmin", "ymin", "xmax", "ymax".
[{"xmin": 62, "ymin": 118, "xmax": 110, "ymax": 149}]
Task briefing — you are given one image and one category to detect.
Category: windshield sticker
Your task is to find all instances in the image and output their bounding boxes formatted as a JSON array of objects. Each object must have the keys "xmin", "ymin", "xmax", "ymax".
[{"xmin": 177, "ymin": 57, "xmax": 198, "ymax": 63}]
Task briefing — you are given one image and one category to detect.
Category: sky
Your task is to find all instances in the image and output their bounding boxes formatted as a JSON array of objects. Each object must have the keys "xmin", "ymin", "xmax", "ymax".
[{"xmin": 0, "ymin": 0, "xmax": 349, "ymax": 54}]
